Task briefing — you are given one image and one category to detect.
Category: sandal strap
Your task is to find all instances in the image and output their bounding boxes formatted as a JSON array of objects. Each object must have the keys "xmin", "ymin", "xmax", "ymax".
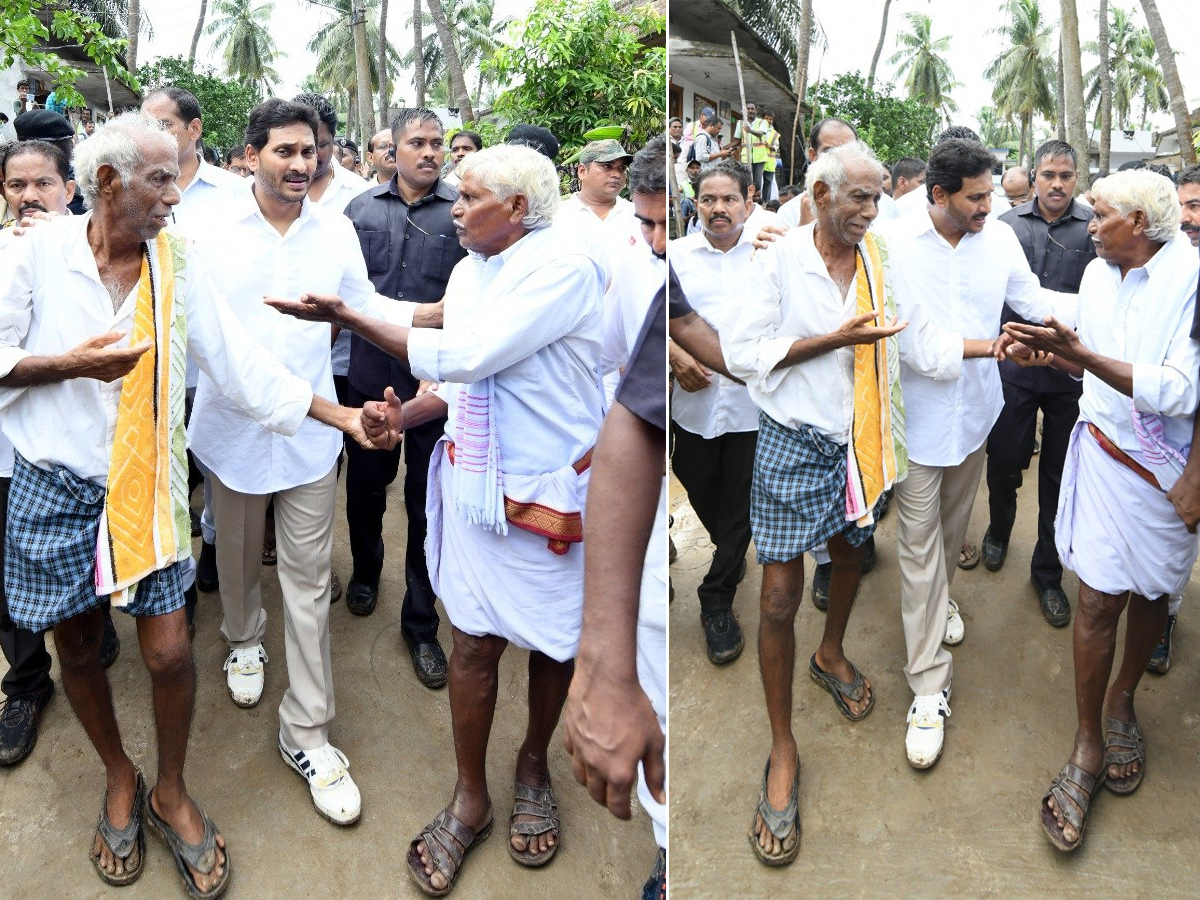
[
  {"xmin": 96, "ymin": 771, "xmax": 145, "ymax": 861},
  {"xmin": 511, "ymin": 781, "xmax": 559, "ymax": 837},
  {"xmin": 1047, "ymin": 763, "xmax": 1098, "ymax": 832},
  {"xmin": 421, "ymin": 809, "xmax": 487, "ymax": 881},
  {"xmin": 755, "ymin": 757, "xmax": 799, "ymax": 838},
  {"xmin": 1105, "ymin": 717, "xmax": 1144, "ymax": 766}
]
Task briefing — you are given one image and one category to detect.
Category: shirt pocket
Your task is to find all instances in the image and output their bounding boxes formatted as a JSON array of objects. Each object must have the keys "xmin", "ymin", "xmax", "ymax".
[
  {"xmin": 1044, "ymin": 242, "xmax": 1091, "ymax": 293},
  {"xmin": 418, "ymin": 234, "xmax": 460, "ymax": 286},
  {"xmin": 357, "ymin": 230, "xmax": 391, "ymax": 276}
]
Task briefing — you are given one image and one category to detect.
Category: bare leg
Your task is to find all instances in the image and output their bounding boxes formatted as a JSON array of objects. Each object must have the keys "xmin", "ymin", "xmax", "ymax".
[
  {"xmin": 754, "ymin": 557, "xmax": 803, "ymax": 856},
  {"xmin": 814, "ymin": 535, "xmax": 871, "ymax": 716},
  {"xmin": 138, "ymin": 609, "xmax": 226, "ymax": 893},
  {"xmin": 53, "ymin": 609, "xmax": 140, "ymax": 881},
  {"xmin": 416, "ymin": 627, "xmax": 505, "ymax": 892},
  {"xmin": 511, "ymin": 651, "xmax": 574, "ymax": 857},
  {"xmin": 1103, "ymin": 591, "xmax": 1167, "ymax": 780}
]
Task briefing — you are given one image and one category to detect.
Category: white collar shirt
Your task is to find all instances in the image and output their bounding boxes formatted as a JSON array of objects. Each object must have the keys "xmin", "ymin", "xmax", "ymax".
[
  {"xmin": 723, "ymin": 222, "xmax": 858, "ymax": 440},
  {"xmin": 317, "ymin": 164, "xmax": 372, "ymax": 212},
  {"xmin": 600, "ymin": 240, "xmax": 664, "ymax": 377},
  {"xmin": 1077, "ymin": 234, "xmax": 1200, "ymax": 458},
  {"xmin": 670, "ymin": 226, "xmax": 762, "ymax": 437},
  {"xmin": 408, "ymin": 225, "xmax": 605, "ymax": 476},
  {"xmin": 0, "ymin": 214, "xmax": 313, "ymax": 484},
  {"xmin": 188, "ymin": 190, "xmax": 416, "ymax": 494},
  {"xmin": 173, "ymin": 160, "xmax": 247, "ymax": 229},
  {"xmin": 882, "ymin": 211, "xmax": 1073, "ymax": 466}
]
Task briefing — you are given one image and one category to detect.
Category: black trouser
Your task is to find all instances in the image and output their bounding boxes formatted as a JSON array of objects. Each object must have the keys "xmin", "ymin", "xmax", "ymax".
[
  {"xmin": 750, "ymin": 161, "xmax": 765, "ymax": 195},
  {"xmin": 985, "ymin": 379, "xmax": 1081, "ymax": 590},
  {"xmin": 0, "ymin": 477, "xmax": 52, "ymax": 698},
  {"xmin": 761, "ymin": 168, "xmax": 775, "ymax": 201},
  {"xmin": 671, "ymin": 424, "xmax": 756, "ymax": 616},
  {"xmin": 344, "ymin": 383, "xmax": 444, "ymax": 642}
]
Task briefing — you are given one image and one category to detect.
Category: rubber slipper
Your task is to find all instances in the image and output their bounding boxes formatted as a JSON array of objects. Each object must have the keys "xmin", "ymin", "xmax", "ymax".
[
  {"xmin": 748, "ymin": 755, "xmax": 800, "ymax": 866},
  {"xmin": 90, "ymin": 768, "xmax": 146, "ymax": 887},
  {"xmin": 145, "ymin": 789, "xmax": 231, "ymax": 900},
  {"xmin": 808, "ymin": 654, "xmax": 874, "ymax": 721}
]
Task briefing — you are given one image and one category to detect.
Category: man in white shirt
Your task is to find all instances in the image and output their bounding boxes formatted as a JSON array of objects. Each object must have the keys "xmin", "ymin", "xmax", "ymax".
[
  {"xmin": 268, "ymin": 143, "xmax": 604, "ymax": 895},
  {"xmin": 670, "ymin": 159, "xmax": 760, "ymax": 666},
  {"xmin": 0, "ymin": 111, "xmax": 393, "ymax": 899},
  {"xmin": 1003, "ymin": 171, "xmax": 1198, "ymax": 852},
  {"xmin": 884, "ymin": 138, "xmax": 1070, "ymax": 770},
  {"xmin": 191, "ymin": 98, "xmax": 422, "ymax": 828},
  {"xmin": 292, "ymin": 93, "xmax": 370, "ymax": 211},
  {"xmin": 560, "ymin": 138, "xmax": 635, "ymax": 227},
  {"xmin": 726, "ymin": 141, "xmax": 906, "ymax": 866},
  {"xmin": 891, "ymin": 156, "xmax": 927, "ymax": 203}
]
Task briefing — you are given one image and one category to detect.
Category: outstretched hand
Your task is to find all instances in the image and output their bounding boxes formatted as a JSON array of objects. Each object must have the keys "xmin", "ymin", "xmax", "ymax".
[
  {"xmin": 264, "ymin": 293, "xmax": 348, "ymax": 326},
  {"xmin": 67, "ymin": 331, "xmax": 153, "ymax": 382},
  {"xmin": 1002, "ymin": 316, "xmax": 1082, "ymax": 364},
  {"xmin": 837, "ymin": 312, "xmax": 907, "ymax": 347}
]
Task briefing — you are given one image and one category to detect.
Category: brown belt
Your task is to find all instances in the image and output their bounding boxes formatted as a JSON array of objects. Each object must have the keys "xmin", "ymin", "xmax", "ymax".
[{"xmin": 1086, "ymin": 423, "xmax": 1161, "ymax": 491}]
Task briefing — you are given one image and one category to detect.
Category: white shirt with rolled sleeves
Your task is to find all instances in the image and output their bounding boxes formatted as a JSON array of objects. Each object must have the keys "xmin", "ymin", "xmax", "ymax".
[
  {"xmin": 880, "ymin": 211, "xmax": 1076, "ymax": 467},
  {"xmin": 669, "ymin": 227, "xmax": 761, "ymax": 438},
  {"xmin": 1076, "ymin": 234, "xmax": 1200, "ymax": 458},
  {"xmin": 723, "ymin": 222, "xmax": 857, "ymax": 441},
  {"xmin": 599, "ymin": 241, "xmax": 664, "ymax": 385},
  {"xmin": 187, "ymin": 191, "xmax": 418, "ymax": 495},
  {"xmin": 0, "ymin": 214, "xmax": 313, "ymax": 484}
]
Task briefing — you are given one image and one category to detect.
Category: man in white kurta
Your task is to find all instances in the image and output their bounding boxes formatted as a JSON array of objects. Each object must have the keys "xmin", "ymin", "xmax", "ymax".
[{"xmin": 1003, "ymin": 170, "xmax": 1199, "ymax": 853}]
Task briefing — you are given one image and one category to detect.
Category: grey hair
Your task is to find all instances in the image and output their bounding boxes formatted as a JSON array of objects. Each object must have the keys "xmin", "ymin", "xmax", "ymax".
[
  {"xmin": 804, "ymin": 140, "xmax": 885, "ymax": 200},
  {"xmin": 73, "ymin": 111, "xmax": 177, "ymax": 208},
  {"xmin": 456, "ymin": 144, "xmax": 559, "ymax": 230},
  {"xmin": 1090, "ymin": 169, "xmax": 1182, "ymax": 244}
]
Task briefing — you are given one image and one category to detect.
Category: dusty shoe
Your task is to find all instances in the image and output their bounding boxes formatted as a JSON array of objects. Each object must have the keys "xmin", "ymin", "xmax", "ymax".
[
  {"xmin": 906, "ymin": 687, "xmax": 951, "ymax": 769},
  {"xmin": 0, "ymin": 683, "xmax": 54, "ymax": 766},
  {"xmin": 1148, "ymin": 614, "xmax": 1178, "ymax": 675},
  {"xmin": 943, "ymin": 599, "xmax": 965, "ymax": 646},
  {"xmin": 701, "ymin": 610, "xmax": 744, "ymax": 665},
  {"xmin": 279, "ymin": 736, "xmax": 362, "ymax": 825},
  {"xmin": 223, "ymin": 644, "xmax": 267, "ymax": 708},
  {"xmin": 811, "ymin": 562, "xmax": 832, "ymax": 611}
]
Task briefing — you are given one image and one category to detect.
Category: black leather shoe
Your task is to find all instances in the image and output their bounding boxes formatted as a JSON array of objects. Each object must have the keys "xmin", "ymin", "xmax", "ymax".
[
  {"xmin": 197, "ymin": 540, "xmax": 219, "ymax": 593},
  {"xmin": 100, "ymin": 611, "xmax": 120, "ymax": 669},
  {"xmin": 1148, "ymin": 613, "xmax": 1177, "ymax": 674},
  {"xmin": 345, "ymin": 580, "xmax": 377, "ymax": 616},
  {"xmin": 811, "ymin": 561, "xmax": 832, "ymax": 611},
  {"xmin": 190, "ymin": 509, "xmax": 202, "ymax": 538},
  {"xmin": 1037, "ymin": 585, "xmax": 1071, "ymax": 628},
  {"xmin": 700, "ymin": 610, "xmax": 744, "ymax": 665},
  {"xmin": 405, "ymin": 635, "xmax": 448, "ymax": 688},
  {"xmin": 184, "ymin": 584, "xmax": 197, "ymax": 640},
  {"xmin": 0, "ymin": 683, "xmax": 54, "ymax": 766},
  {"xmin": 330, "ymin": 573, "xmax": 343, "ymax": 604},
  {"xmin": 982, "ymin": 528, "xmax": 1008, "ymax": 571},
  {"xmin": 861, "ymin": 536, "xmax": 877, "ymax": 575}
]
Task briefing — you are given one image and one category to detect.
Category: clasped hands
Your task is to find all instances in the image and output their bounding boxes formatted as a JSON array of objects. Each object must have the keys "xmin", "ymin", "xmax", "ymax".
[{"xmin": 991, "ymin": 316, "xmax": 1080, "ymax": 368}]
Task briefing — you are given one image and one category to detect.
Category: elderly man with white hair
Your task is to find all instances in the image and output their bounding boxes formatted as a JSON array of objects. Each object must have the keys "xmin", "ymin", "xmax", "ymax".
[
  {"xmin": 1002, "ymin": 169, "xmax": 1199, "ymax": 853},
  {"xmin": 725, "ymin": 140, "xmax": 907, "ymax": 866},
  {"xmin": 0, "ymin": 112, "xmax": 395, "ymax": 897},
  {"xmin": 269, "ymin": 142, "xmax": 605, "ymax": 895}
]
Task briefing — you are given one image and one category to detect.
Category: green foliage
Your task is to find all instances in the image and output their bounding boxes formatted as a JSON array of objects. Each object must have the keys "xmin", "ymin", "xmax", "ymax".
[
  {"xmin": 485, "ymin": 0, "xmax": 664, "ymax": 158},
  {"xmin": 888, "ymin": 11, "xmax": 958, "ymax": 121},
  {"xmin": 806, "ymin": 72, "xmax": 939, "ymax": 162},
  {"xmin": 138, "ymin": 55, "xmax": 262, "ymax": 151},
  {"xmin": 1, "ymin": 0, "xmax": 137, "ymax": 108}
]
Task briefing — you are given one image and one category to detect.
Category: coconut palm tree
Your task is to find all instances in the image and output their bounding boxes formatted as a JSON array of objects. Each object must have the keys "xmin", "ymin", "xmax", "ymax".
[
  {"xmin": 376, "ymin": 0, "xmax": 389, "ymax": 130},
  {"xmin": 307, "ymin": 0, "xmax": 402, "ymax": 130},
  {"xmin": 403, "ymin": 0, "xmax": 511, "ymax": 110},
  {"xmin": 1083, "ymin": 5, "xmax": 1166, "ymax": 131},
  {"xmin": 888, "ymin": 11, "xmax": 957, "ymax": 120},
  {"xmin": 725, "ymin": 0, "xmax": 809, "ymax": 76},
  {"xmin": 867, "ymin": 0, "xmax": 895, "ymax": 90},
  {"xmin": 1059, "ymin": 0, "xmax": 1088, "ymax": 186},
  {"xmin": 1097, "ymin": 0, "xmax": 1111, "ymax": 175},
  {"xmin": 1139, "ymin": 0, "xmax": 1195, "ymax": 165},
  {"xmin": 413, "ymin": 0, "xmax": 425, "ymax": 106},
  {"xmin": 425, "ymin": 0, "xmax": 473, "ymax": 121},
  {"xmin": 204, "ymin": 0, "xmax": 282, "ymax": 93},
  {"xmin": 190, "ymin": 0, "xmax": 207, "ymax": 62},
  {"xmin": 984, "ymin": 0, "xmax": 1055, "ymax": 167}
]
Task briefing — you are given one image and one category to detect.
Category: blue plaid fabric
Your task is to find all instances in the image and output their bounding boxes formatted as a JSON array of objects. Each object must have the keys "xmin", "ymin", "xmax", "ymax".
[
  {"xmin": 750, "ymin": 412, "xmax": 877, "ymax": 565},
  {"xmin": 5, "ymin": 452, "xmax": 185, "ymax": 632}
]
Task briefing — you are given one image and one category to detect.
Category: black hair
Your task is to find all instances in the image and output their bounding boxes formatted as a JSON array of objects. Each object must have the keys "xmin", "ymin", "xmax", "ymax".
[
  {"xmin": 779, "ymin": 184, "xmax": 801, "ymax": 199},
  {"xmin": 925, "ymin": 138, "xmax": 996, "ymax": 203},
  {"xmin": 145, "ymin": 86, "xmax": 203, "ymax": 124},
  {"xmin": 224, "ymin": 146, "xmax": 246, "ymax": 165},
  {"xmin": 200, "ymin": 144, "xmax": 219, "ymax": 165},
  {"xmin": 935, "ymin": 124, "xmax": 982, "ymax": 145},
  {"xmin": 0, "ymin": 139, "xmax": 70, "ymax": 183},
  {"xmin": 450, "ymin": 130, "xmax": 483, "ymax": 152},
  {"xmin": 765, "ymin": 199, "xmax": 780, "ymax": 211},
  {"xmin": 668, "ymin": 116, "xmax": 682, "ymax": 127},
  {"xmin": 1179, "ymin": 164, "xmax": 1200, "ymax": 189},
  {"xmin": 245, "ymin": 98, "xmax": 320, "ymax": 151},
  {"xmin": 762, "ymin": 108, "xmax": 775, "ymax": 118},
  {"xmin": 629, "ymin": 134, "xmax": 667, "ymax": 196},
  {"xmin": 391, "ymin": 108, "xmax": 444, "ymax": 139},
  {"xmin": 809, "ymin": 117, "xmax": 856, "ymax": 152},
  {"xmin": 1032, "ymin": 139, "xmax": 1077, "ymax": 172},
  {"xmin": 891, "ymin": 156, "xmax": 926, "ymax": 183},
  {"xmin": 696, "ymin": 159, "xmax": 751, "ymax": 199},
  {"xmin": 291, "ymin": 92, "xmax": 338, "ymax": 137}
]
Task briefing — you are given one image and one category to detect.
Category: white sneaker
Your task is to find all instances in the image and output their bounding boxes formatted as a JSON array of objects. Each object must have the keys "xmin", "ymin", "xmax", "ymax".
[
  {"xmin": 943, "ymin": 598, "xmax": 965, "ymax": 646},
  {"xmin": 223, "ymin": 644, "xmax": 267, "ymax": 708},
  {"xmin": 279, "ymin": 736, "xmax": 362, "ymax": 825},
  {"xmin": 906, "ymin": 687, "xmax": 952, "ymax": 769}
]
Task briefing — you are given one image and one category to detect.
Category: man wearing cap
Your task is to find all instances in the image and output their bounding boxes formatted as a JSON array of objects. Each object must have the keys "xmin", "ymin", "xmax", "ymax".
[{"xmin": 683, "ymin": 106, "xmax": 715, "ymax": 156}]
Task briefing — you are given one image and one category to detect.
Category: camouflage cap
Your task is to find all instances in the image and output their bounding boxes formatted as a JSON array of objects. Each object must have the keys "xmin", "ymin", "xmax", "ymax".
[{"xmin": 579, "ymin": 138, "xmax": 633, "ymax": 165}]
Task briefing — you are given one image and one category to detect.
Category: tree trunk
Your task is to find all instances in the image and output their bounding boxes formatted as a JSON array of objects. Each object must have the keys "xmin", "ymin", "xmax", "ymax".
[
  {"xmin": 789, "ymin": 0, "xmax": 812, "ymax": 184},
  {"xmin": 1139, "ymin": 0, "xmax": 1196, "ymax": 165},
  {"xmin": 426, "ymin": 0, "xmax": 473, "ymax": 122},
  {"xmin": 413, "ymin": 0, "xmax": 425, "ymax": 107},
  {"xmin": 351, "ymin": 1, "xmax": 374, "ymax": 145},
  {"xmin": 377, "ymin": 0, "xmax": 389, "ymax": 130},
  {"xmin": 126, "ymin": 0, "xmax": 141, "ymax": 72},
  {"xmin": 189, "ymin": 0, "xmax": 208, "ymax": 64},
  {"xmin": 1098, "ymin": 0, "xmax": 1112, "ymax": 176},
  {"xmin": 867, "ymin": 0, "xmax": 894, "ymax": 90},
  {"xmin": 1060, "ymin": 0, "xmax": 1089, "ymax": 191},
  {"xmin": 1055, "ymin": 36, "xmax": 1065, "ymax": 140},
  {"xmin": 1020, "ymin": 113, "xmax": 1030, "ymax": 168}
]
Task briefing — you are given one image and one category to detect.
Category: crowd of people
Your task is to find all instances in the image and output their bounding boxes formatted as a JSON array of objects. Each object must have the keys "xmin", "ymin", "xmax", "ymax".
[
  {"xmin": 667, "ymin": 110, "xmax": 1200, "ymax": 862},
  {"xmin": 0, "ymin": 86, "xmax": 668, "ymax": 900}
]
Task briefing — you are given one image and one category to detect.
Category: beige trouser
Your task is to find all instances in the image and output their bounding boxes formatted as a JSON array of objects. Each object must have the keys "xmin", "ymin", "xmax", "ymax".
[
  {"xmin": 211, "ymin": 464, "xmax": 338, "ymax": 750},
  {"xmin": 893, "ymin": 445, "xmax": 987, "ymax": 697}
]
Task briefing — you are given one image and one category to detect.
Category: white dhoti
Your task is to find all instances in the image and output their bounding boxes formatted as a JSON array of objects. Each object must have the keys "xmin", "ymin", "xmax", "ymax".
[
  {"xmin": 636, "ymin": 478, "xmax": 668, "ymax": 850},
  {"xmin": 1057, "ymin": 421, "xmax": 1200, "ymax": 599},
  {"xmin": 425, "ymin": 438, "xmax": 587, "ymax": 662}
]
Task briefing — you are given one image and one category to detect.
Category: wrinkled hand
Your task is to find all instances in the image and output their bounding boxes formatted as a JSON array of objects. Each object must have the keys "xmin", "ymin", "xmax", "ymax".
[
  {"xmin": 1168, "ymin": 466, "xmax": 1200, "ymax": 533},
  {"xmin": 1002, "ymin": 316, "xmax": 1082, "ymax": 364},
  {"xmin": 1004, "ymin": 339, "xmax": 1055, "ymax": 367},
  {"xmin": 350, "ymin": 389, "xmax": 403, "ymax": 450},
  {"xmin": 837, "ymin": 312, "xmax": 907, "ymax": 347},
  {"xmin": 413, "ymin": 298, "xmax": 444, "ymax": 329},
  {"xmin": 11, "ymin": 209, "xmax": 61, "ymax": 236},
  {"xmin": 669, "ymin": 342, "xmax": 712, "ymax": 392},
  {"xmin": 751, "ymin": 222, "xmax": 789, "ymax": 251},
  {"xmin": 264, "ymin": 293, "xmax": 348, "ymax": 326},
  {"xmin": 67, "ymin": 331, "xmax": 153, "ymax": 382},
  {"xmin": 563, "ymin": 670, "xmax": 665, "ymax": 820}
]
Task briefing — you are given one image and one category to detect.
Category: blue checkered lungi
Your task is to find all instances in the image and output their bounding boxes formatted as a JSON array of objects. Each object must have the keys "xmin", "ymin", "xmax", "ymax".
[
  {"xmin": 750, "ymin": 412, "xmax": 878, "ymax": 565},
  {"xmin": 5, "ymin": 452, "xmax": 186, "ymax": 632}
]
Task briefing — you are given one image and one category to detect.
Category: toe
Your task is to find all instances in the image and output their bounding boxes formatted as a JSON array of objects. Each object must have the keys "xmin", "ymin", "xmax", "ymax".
[{"xmin": 430, "ymin": 871, "xmax": 448, "ymax": 891}]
